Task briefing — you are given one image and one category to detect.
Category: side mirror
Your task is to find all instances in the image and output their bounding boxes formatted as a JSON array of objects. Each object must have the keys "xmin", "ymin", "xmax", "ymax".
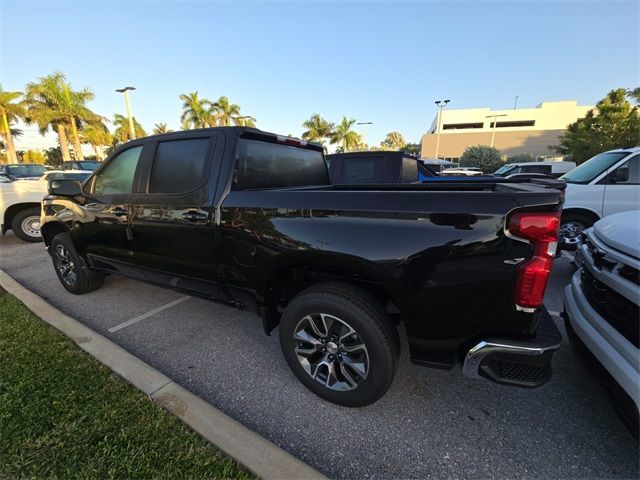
[
  {"xmin": 48, "ymin": 179, "xmax": 83, "ymax": 196},
  {"xmin": 610, "ymin": 167, "xmax": 629, "ymax": 183}
]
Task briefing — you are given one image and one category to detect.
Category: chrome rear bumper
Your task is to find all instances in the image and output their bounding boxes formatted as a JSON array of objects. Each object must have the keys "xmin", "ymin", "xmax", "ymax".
[{"xmin": 462, "ymin": 308, "xmax": 561, "ymax": 387}]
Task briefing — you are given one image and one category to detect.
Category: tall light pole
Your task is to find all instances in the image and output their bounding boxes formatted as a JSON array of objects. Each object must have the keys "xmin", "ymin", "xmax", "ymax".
[
  {"xmin": 434, "ymin": 99, "xmax": 450, "ymax": 159},
  {"xmin": 513, "ymin": 96, "xmax": 519, "ymax": 109},
  {"xmin": 356, "ymin": 121, "xmax": 373, "ymax": 146},
  {"xmin": 486, "ymin": 113, "xmax": 507, "ymax": 147},
  {"xmin": 115, "ymin": 86, "xmax": 136, "ymax": 140}
]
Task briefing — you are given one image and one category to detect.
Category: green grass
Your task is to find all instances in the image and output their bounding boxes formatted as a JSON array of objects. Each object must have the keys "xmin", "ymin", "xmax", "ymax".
[{"xmin": 0, "ymin": 292, "xmax": 253, "ymax": 479}]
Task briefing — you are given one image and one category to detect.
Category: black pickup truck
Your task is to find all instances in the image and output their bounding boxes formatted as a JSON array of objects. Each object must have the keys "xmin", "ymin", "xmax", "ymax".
[{"xmin": 41, "ymin": 127, "xmax": 564, "ymax": 406}]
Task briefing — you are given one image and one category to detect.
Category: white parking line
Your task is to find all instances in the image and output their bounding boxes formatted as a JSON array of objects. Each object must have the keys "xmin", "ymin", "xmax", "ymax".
[
  {"xmin": 562, "ymin": 251, "xmax": 575, "ymax": 260},
  {"xmin": 547, "ymin": 310, "xmax": 562, "ymax": 318},
  {"xmin": 108, "ymin": 296, "xmax": 190, "ymax": 333}
]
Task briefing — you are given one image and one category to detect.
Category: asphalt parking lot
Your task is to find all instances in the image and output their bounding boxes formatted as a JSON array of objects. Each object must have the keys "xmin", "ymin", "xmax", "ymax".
[{"xmin": 1, "ymin": 232, "xmax": 638, "ymax": 479}]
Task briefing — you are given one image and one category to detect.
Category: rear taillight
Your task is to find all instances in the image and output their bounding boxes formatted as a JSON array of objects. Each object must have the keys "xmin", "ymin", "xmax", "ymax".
[
  {"xmin": 276, "ymin": 135, "xmax": 308, "ymax": 147},
  {"xmin": 507, "ymin": 211, "xmax": 561, "ymax": 310}
]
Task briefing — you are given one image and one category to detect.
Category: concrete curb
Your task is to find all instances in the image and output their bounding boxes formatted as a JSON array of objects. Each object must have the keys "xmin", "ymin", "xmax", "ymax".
[{"xmin": 0, "ymin": 269, "xmax": 326, "ymax": 480}]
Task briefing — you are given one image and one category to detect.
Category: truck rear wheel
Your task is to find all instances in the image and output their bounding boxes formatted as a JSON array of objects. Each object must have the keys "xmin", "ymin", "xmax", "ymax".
[
  {"xmin": 50, "ymin": 233, "xmax": 104, "ymax": 294},
  {"xmin": 11, "ymin": 208, "xmax": 43, "ymax": 242},
  {"xmin": 279, "ymin": 282, "xmax": 398, "ymax": 407}
]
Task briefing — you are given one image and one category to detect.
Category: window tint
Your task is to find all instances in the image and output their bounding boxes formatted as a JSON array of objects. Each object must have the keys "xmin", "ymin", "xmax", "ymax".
[
  {"xmin": 400, "ymin": 158, "xmax": 418, "ymax": 183},
  {"xmin": 613, "ymin": 155, "xmax": 639, "ymax": 184},
  {"xmin": 522, "ymin": 165, "xmax": 551, "ymax": 174},
  {"xmin": 341, "ymin": 157, "xmax": 379, "ymax": 183},
  {"xmin": 234, "ymin": 139, "xmax": 329, "ymax": 189},
  {"xmin": 93, "ymin": 146, "xmax": 142, "ymax": 195},
  {"xmin": 149, "ymin": 139, "xmax": 210, "ymax": 194}
]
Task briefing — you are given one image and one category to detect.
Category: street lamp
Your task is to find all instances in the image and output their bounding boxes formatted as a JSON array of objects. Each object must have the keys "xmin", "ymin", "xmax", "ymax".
[
  {"xmin": 115, "ymin": 86, "xmax": 136, "ymax": 140},
  {"xmin": 485, "ymin": 113, "xmax": 507, "ymax": 147},
  {"xmin": 356, "ymin": 121, "xmax": 373, "ymax": 145},
  {"xmin": 434, "ymin": 99, "xmax": 450, "ymax": 159}
]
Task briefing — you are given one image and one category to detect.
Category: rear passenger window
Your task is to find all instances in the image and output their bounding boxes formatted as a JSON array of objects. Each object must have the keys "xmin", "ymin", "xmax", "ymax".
[
  {"xmin": 149, "ymin": 138, "xmax": 210, "ymax": 194},
  {"xmin": 234, "ymin": 139, "xmax": 329, "ymax": 189},
  {"xmin": 93, "ymin": 146, "xmax": 142, "ymax": 195}
]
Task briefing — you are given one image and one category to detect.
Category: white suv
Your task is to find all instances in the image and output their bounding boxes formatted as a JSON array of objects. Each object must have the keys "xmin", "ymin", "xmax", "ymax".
[
  {"xmin": 560, "ymin": 148, "xmax": 640, "ymax": 248},
  {"xmin": 563, "ymin": 210, "xmax": 639, "ymax": 437}
]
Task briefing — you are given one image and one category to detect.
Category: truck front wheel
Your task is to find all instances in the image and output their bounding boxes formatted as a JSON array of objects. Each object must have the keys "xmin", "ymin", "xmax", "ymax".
[
  {"xmin": 279, "ymin": 282, "xmax": 398, "ymax": 407},
  {"xmin": 50, "ymin": 233, "xmax": 104, "ymax": 294}
]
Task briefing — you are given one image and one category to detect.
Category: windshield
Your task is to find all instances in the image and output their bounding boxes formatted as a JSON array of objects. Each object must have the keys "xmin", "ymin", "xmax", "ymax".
[
  {"xmin": 7, "ymin": 164, "xmax": 47, "ymax": 177},
  {"xmin": 45, "ymin": 172, "xmax": 92, "ymax": 182},
  {"xmin": 494, "ymin": 164, "xmax": 516, "ymax": 176},
  {"xmin": 561, "ymin": 152, "xmax": 630, "ymax": 184},
  {"xmin": 77, "ymin": 161, "xmax": 100, "ymax": 170}
]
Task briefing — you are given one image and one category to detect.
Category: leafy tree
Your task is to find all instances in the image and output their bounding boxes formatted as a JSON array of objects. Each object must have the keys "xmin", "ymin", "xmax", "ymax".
[
  {"xmin": 45, "ymin": 146, "xmax": 63, "ymax": 167},
  {"xmin": 179, "ymin": 91, "xmax": 211, "ymax": 129},
  {"xmin": 552, "ymin": 88, "xmax": 640, "ymax": 164},
  {"xmin": 507, "ymin": 153, "xmax": 537, "ymax": 163},
  {"xmin": 22, "ymin": 149, "xmax": 46, "ymax": 164},
  {"xmin": 211, "ymin": 96, "xmax": 241, "ymax": 126},
  {"xmin": 331, "ymin": 116, "xmax": 361, "ymax": 153},
  {"xmin": 460, "ymin": 145, "xmax": 504, "ymax": 173},
  {"xmin": 153, "ymin": 122, "xmax": 172, "ymax": 134},
  {"xmin": 627, "ymin": 87, "xmax": 640, "ymax": 104},
  {"xmin": 112, "ymin": 114, "xmax": 146, "ymax": 143},
  {"xmin": 233, "ymin": 116, "xmax": 256, "ymax": 127},
  {"xmin": 301, "ymin": 114, "xmax": 334, "ymax": 147},
  {"xmin": 25, "ymin": 72, "xmax": 99, "ymax": 161},
  {"xmin": 402, "ymin": 143, "xmax": 421, "ymax": 155},
  {"xmin": 0, "ymin": 84, "xmax": 26, "ymax": 164},
  {"xmin": 81, "ymin": 121, "xmax": 112, "ymax": 159},
  {"xmin": 380, "ymin": 131, "xmax": 406, "ymax": 151}
]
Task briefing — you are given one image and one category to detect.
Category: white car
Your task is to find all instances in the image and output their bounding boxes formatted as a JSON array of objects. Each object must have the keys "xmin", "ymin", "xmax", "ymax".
[
  {"xmin": 0, "ymin": 175, "xmax": 48, "ymax": 242},
  {"xmin": 441, "ymin": 167, "xmax": 483, "ymax": 176},
  {"xmin": 0, "ymin": 170, "xmax": 92, "ymax": 242},
  {"xmin": 559, "ymin": 148, "xmax": 639, "ymax": 248},
  {"xmin": 494, "ymin": 161, "xmax": 576, "ymax": 178},
  {"xmin": 563, "ymin": 210, "xmax": 639, "ymax": 437}
]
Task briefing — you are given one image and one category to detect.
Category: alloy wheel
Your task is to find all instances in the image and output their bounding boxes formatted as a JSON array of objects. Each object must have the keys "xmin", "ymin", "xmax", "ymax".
[
  {"xmin": 559, "ymin": 221, "xmax": 585, "ymax": 247},
  {"xmin": 293, "ymin": 313, "xmax": 369, "ymax": 391},
  {"xmin": 54, "ymin": 244, "xmax": 77, "ymax": 286}
]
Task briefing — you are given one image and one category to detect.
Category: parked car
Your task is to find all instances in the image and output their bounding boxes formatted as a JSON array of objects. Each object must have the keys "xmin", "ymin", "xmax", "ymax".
[
  {"xmin": 61, "ymin": 160, "xmax": 101, "ymax": 171},
  {"xmin": 326, "ymin": 151, "xmax": 433, "ymax": 184},
  {"xmin": 562, "ymin": 210, "xmax": 639, "ymax": 437},
  {"xmin": 0, "ymin": 163, "xmax": 47, "ymax": 180},
  {"xmin": 441, "ymin": 167, "xmax": 483, "ymax": 176},
  {"xmin": 40, "ymin": 170, "xmax": 93, "ymax": 183},
  {"xmin": 494, "ymin": 161, "xmax": 576, "ymax": 178},
  {"xmin": 559, "ymin": 147, "xmax": 639, "ymax": 249},
  {"xmin": 0, "ymin": 176, "xmax": 47, "ymax": 242},
  {"xmin": 41, "ymin": 127, "xmax": 565, "ymax": 406}
]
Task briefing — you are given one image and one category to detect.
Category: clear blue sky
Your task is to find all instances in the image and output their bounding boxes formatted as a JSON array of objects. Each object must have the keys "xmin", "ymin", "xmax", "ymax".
[{"xmin": 1, "ymin": 0, "xmax": 638, "ymax": 150}]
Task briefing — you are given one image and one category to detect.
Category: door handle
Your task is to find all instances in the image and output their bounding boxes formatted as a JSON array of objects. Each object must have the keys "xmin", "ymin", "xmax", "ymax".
[
  {"xmin": 182, "ymin": 211, "xmax": 208, "ymax": 222},
  {"xmin": 110, "ymin": 207, "xmax": 128, "ymax": 217}
]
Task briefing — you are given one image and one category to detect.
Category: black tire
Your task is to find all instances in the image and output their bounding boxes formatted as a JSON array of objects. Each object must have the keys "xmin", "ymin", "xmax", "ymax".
[
  {"xmin": 11, "ymin": 207, "xmax": 43, "ymax": 243},
  {"xmin": 559, "ymin": 213, "xmax": 594, "ymax": 251},
  {"xmin": 50, "ymin": 233, "xmax": 104, "ymax": 294},
  {"xmin": 279, "ymin": 282, "xmax": 398, "ymax": 407}
]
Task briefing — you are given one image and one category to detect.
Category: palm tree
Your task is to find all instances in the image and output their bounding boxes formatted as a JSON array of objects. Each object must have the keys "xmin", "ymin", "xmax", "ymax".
[
  {"xmin": 112, "ymin": 114, "xmax": 146, "ymax": 143},
  {"xmin": 0, "ymin": 85, "xmax": 26, "ymax": 163},
  {"xmin": 153, "ymin": 122, "xmax": 172, "ymax": 134},
  {"xmin": 302, "ymin": 114, "xmax": 334, "ymax": 147},
  {"xmin": 81, "ymin": 121, "xmax": 112, "ymax": 160},
  {"xmin": 331, "ymin": 116, "xmax": 360, "ymax": 152},
  {"xmin": 179, "ymin": 92, "xmax": 211, "ymax": 129},
  {"xmin": 25, "ymin": 72, "xmax": 98, "ymax": 161},
  {"xmin": 233, "ymin": 116, "xmax": 256, "ymax": 127},
  {"xmin": 211, "ymin": 96, "xmax": 241, "ymax": 126}
]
